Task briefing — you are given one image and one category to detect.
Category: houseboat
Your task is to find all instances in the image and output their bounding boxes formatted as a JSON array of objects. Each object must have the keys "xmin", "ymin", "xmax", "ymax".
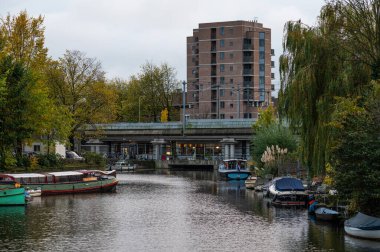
[
  {"xmin": 267, "ymin": 177, "xmax": 308, "ymax": 207},
  {"xmin": 0, "ymin": 170, "xmax": 118, "ymax": 196},
  {"xmin": 218, "ymin": 159, "xmax": 251, "ymax": 180}
]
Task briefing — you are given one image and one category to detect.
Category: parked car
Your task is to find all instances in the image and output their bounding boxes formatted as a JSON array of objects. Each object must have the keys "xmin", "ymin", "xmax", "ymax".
[{"xmin": 66, "ymin": 151, "xmax": 85, "ymax": 161}]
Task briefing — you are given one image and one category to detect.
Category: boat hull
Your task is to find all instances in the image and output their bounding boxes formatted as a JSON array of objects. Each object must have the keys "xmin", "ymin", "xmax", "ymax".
[
  {"xmin": 344, "ymin": 226, "xmax": 380, "ymax": 240},
  {"xmin": 219, "ymin": 171, "xmax": 251, "ymax": 180},
  {"xmin": 0, "ymin": 188, "xmax": 26, "ymax": 206},
  {"xmin": 20, "ymin": 178, "xmax": 118, "ymax": 196}
]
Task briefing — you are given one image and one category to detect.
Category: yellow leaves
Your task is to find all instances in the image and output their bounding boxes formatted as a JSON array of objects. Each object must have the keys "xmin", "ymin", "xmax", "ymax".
[
  {"xmin": 160, "ymin": 108, "xmax": 168, "ymax": 122},
  {"xmin": 0, "ymin": 11, "xmax": 47, "ymax": 69},
  {"xmin": 252, "ymin": 104, "xmax": 277, "ymax": 131}
]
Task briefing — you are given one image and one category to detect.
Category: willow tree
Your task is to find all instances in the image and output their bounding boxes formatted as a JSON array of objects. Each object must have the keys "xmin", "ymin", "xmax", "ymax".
[{"xmin": 279, "ymin": 0, "xmax": 375, "ymax": 176}]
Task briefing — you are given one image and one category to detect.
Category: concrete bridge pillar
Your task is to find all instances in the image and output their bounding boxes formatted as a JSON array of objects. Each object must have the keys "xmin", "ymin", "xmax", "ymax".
[
  {"xmin": 151, "ymin": 139, "xmax": 166, "ymax": 160},
  {"xmin": 220, "ymin": 138, "xmax": 237, "ymax": 160}
]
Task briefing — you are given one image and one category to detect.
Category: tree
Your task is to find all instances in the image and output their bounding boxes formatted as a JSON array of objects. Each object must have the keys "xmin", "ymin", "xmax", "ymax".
[
  {"xmin": 279, "ymin": 1, "xmax": 374, "ymax": 176},
  {"xmin": 0, "ymin": 56, "xmax": 56, "ymax": 167},
  {"xmin": 46, "ymin": 50, "xmax": 117, "ymax": 149},
  {"xmin": 138, "ymin": 62, "xmax": 180, "ymax": 122},
  {"xmin": 0, "ymin": 11, "xmax": 47, "ymax": 69},
  {"xmin": 329, "ymin": 88, "xmax": 380, "ymax": 215},
  {"xmin": 252, "ymin": 104, "xmax": 277, "ymax": 131}
]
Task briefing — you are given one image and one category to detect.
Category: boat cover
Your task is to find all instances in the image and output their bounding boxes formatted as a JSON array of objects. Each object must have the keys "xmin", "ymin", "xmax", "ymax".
[
  {"xmin": 315, "ymin": 207, "xmax": 339, "ymax": 215},
  {"xmin": 345, "ymin": 212, "xmax": 380, "ymax": 230},
  {"xmin": 275, "ymin": 177, "xmax": 304, "ymax": 191}
]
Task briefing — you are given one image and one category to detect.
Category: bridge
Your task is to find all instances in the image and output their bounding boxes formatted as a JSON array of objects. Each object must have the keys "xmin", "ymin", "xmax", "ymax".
[{"xmin": 79, "ymin": 119, "xmax": 256, "ymax": 165}]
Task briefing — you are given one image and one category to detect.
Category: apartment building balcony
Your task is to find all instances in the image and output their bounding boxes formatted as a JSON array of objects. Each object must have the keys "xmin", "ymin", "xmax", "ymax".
[
  {"xmin": 243, "ymin": 56, "xmax": 253, "ymax": 62},
  {"xmin": 243, "ymin": 94, "xmax": 254, "ymax": 100},
  {"xmin": 243, "ymin": 44, "xmax": 252, "ymax": 50},
  {"xmin": 243, "ymin": 69, "xmax": 253, "ymax": 75},
  {"xmin": 243, "ymin": 81, "xmax": 252, "ymax": 87}
]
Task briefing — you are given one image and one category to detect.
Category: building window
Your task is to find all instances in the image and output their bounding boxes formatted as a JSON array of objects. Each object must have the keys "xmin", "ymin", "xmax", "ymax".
[
  {"xmin": 230, "ymin": 103, "xmax": 234, "ymax": 108},
  {"xmin": 229, "ymin": 28, "xmax": 233, "ymax": 35},
  {"xmin": 220, "ymin": 64, "xmax": 225, "ymax": 72},
  {"xmin": 229, "ymin": 41, "xmax": 233, "ymax": 46},
  {"xmin": 230, "ymin": 115, "xmax": 234, "ymax": 119},
  {"xmin": 220, "ymin": 77, "xmax": 225, "ymax": 85},
  {"xmin": 220, "ymin": 52, "xmax": 224, "ymax": 60},
  {"xmin": 259, "ymin": 32, "xmax": 265, "ymax": 39},
  {"xmin": 259, "ymin": 76, "xmax": 265, "ymax": 85},
  {"xmin": 229, "ymin": 53, "xmax": 234, "ymax": 59},
  {"xmin": 220, "ymin": 27, "xmax": 224, "ymax": 35},
  {"xmin": 220, "ymin": 40, "xmax": 225, "ymax": 47},
  {"xmin": 244, "ymin": 113, "xmax": 252, "ymax": 118},
  {"xmin": 220, "ymin": 89, "xmax": 225, "ymax": 97},
  {"xmin": 220, "ymin": 114, "xmax": 225, "ymax": 119},
  {"xmin": 259, "ymin": 51, "xmax": 265, "ymax": 59},
  {"xmin": 259, "ymin": 39, "xmax": 265, "ymax": 47},
  {"xmin": 259, "ymin": 64, "xmax": 265, "ymax": 71},
  {"xmin": 33, "ymin": 145, "xmax": 41, "ymax": 152},
  {"xmin": 230, "ymin": 79, "xmax": 233, "ymax": 84},
  {"xmin": 230, "ymin": 65, "xmax": 233, "ymax": 71},
  {"xmin": 220, "ymin": 101, "xmax": 225, "ymax": 108}
]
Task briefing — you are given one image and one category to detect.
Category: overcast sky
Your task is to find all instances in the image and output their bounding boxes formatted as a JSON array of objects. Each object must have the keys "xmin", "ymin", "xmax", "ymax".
[{"xmin": 2, "ymin": 0, "xmax": 326, "ymax": 91}]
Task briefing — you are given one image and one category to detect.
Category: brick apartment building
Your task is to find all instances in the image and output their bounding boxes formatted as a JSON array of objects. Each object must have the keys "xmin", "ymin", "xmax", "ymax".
[{"xmin": 186, "ymin": 20, "xmax": 275, "ymax": 119}]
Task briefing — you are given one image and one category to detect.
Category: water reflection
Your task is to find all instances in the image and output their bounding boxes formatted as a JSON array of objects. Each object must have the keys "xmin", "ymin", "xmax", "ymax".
[{"xmin": 0, "ymin": 171, "xmax": 379, "ymax": 251}]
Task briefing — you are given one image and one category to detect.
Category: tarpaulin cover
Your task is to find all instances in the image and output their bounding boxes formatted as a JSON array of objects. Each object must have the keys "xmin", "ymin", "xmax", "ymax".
[
  {"xmin": 345, "ymin": 212, "xmax": 380, "ymax": 230},
  {"xmin": 274, "ymin": 177, "xmax": 304, "ymax": 191}
]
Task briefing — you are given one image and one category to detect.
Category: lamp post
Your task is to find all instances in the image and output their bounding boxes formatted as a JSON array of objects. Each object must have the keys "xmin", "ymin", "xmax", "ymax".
[
  {"xmin": 182, "ymin": 81, "xmax": 186, "ymax": 135},
  {"xmin": 138, "ymin": 96, "xmax": 142, "ymax": 122},
  {"xmin": 237, "ymin": 84, "xmax": 240, "ymax": 118}
]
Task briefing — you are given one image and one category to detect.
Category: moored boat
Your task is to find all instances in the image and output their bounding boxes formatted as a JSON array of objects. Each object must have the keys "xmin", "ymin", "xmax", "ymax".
[
  {"xmin": 218, "ymin": 159, "xmax": 251, "ymax": 180},
  {"xmin": 315, "ymin": 207, "xmax": 340, "ymax": 221},
  {"xmin": 345, "ymin": 212, "xmax": 380, "ymax": 240},
  {"xmin": 112, "ymin": 160, "xmax": 136, "ymax": 171},
  {"xmin": 245, "ymin": 175, "xmax": 257, "ymax": 189},
  {"xmin": 0, "ymin": 170, "xmax": 118, "ymax": 196},
  {"xmin": 268, "ymin": 177, "xmax": 308, "ymax": 207},
  {"xmin": 0, "ymin": 186, "xmax": 26, "ymax": 206}
]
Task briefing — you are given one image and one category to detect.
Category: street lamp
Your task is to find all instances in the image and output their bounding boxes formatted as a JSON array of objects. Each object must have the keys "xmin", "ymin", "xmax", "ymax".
[
  {"xmin": 182, "ymin": 81, "xmax": 186, "ymax": 135},
  {"xmin": 138, "ymin": 96, "xmax": 142, "ymax": 122}
]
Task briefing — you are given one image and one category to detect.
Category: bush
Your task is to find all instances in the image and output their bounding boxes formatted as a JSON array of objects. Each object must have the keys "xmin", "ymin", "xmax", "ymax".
[
  {"xmin": 83, "ymin": 152, "xmax": 105, "ymax": 166},
  {"xmin": 36, "ymin": 153, "xmax": 64, "ymax": 168}
]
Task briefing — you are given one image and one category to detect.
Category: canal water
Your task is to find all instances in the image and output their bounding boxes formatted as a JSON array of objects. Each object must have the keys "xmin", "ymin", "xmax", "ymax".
[{"xmin": 1, "ymin": 171, "xmax": 379, "ymax": 252}]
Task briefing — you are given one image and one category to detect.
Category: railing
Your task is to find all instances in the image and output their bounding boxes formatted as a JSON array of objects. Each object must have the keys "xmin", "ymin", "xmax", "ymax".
[
  {"xmin": 85, "ymin": 119, "xmax": 257, "ymax": 131},
  {"xmin": 243, "ymin": 56, "xmax": 253, "ymax": 62},
  {"xmin": 243, "ymin": 69, "xmax": 253, "ymax": 75}
]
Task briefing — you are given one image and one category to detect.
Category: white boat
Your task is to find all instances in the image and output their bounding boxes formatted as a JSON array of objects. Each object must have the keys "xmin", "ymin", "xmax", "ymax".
[
  {"xmin": 268, "ymin": 177, "xmax": 308, "ymax": 207},
  {"xmin": 245, "ymin": 176, "xmax": 257, "ymax": 189},
  {"xmin": 345, "ymin": 212, "xmax": 380, "ymax": 240},
  {"xmin": 218, "ymin": 159, "xmax": 251, "ymax": 180},
  {"xmin": 112, "ymin": 160, "xmax": 136, "ymax": 171},
  {"xmin": 27, "ymin": 188, "xmax": 42, "ymax": 197}
]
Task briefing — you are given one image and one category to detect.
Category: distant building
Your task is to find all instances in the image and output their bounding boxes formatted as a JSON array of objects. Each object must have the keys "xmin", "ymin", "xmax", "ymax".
[
  {"xmin": 186, "ymin": 20, "xmax": 275, "ymax": 119},
  {"xmin": 23, "ymin": 141, "xmax": 66, "ymax": 158}
]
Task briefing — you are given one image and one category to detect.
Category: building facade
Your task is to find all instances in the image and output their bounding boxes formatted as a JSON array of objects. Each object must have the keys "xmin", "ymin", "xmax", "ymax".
[{"xmin": 186, "ymin": 20, "xmax": 274, "ymax": 119}]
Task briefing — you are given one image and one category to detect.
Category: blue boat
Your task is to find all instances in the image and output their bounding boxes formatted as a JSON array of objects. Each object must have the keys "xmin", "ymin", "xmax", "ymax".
[
  {"xmin": 0, "ymin": 187, "xmax": 27, "ymax": 206},
  {"xmin": 218, "ymin": 159, "xmax": 251, "ymax": 180}
]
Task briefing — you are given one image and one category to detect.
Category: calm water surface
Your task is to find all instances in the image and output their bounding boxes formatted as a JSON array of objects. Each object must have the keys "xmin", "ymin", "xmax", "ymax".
[{"xmin": 1, "ymin": 170, "xmax": 379, "ymax": 252}]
